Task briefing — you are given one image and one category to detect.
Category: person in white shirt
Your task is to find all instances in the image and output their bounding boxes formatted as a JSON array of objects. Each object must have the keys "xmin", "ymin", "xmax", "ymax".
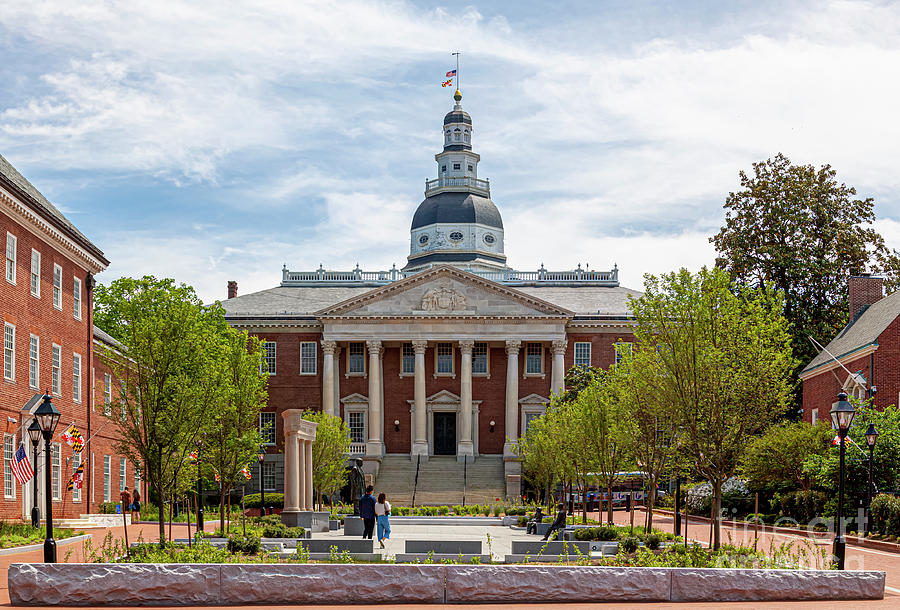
[{"xmin": 375, "ymin": 492, "xmax": 391, "ymax": 548}]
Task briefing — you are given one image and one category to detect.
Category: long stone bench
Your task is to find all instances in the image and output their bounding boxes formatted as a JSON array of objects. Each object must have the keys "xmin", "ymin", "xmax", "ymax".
[
  {"xmin": 405, "ymin": 540, "xmax": 481, "ymax": 554},
  {"xmin": 9, "ymin": 564, "xmax": 885, "ymax": 605},
  {"xmin": 510, "ymin": 540, "xmax": 590, "ymax": 556}
]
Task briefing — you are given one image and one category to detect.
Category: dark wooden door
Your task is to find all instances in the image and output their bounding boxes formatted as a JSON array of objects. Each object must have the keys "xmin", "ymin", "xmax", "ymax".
[{"xmin": 433, "ymin": 412, "xmax": 456, "ymax": 455}]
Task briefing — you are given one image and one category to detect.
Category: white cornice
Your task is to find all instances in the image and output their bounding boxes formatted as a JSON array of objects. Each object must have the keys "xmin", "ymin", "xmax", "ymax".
[
  {"xmin": 0, "ymin": 185, "xmax": 107, "ymax": 273},
  {"xmin": 798, "ymin": 343, "xmax": 878, "ymax": 381}
]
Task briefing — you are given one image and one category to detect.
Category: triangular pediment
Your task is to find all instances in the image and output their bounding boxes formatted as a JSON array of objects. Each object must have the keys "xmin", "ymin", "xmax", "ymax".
[{"xmin": 315, "ymin": 266, "xmax": 573, "ymax": 318}]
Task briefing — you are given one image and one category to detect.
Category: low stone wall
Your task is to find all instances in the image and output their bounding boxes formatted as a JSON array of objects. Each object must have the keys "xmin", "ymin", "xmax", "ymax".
[{"xmin": 8, "ymin": 563, "xmax": 885, "ymax": 606}]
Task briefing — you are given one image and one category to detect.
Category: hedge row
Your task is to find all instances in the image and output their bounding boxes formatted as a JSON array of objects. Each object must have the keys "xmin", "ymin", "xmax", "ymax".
[{"xmin": 870, "ymin": 494, "xmax": 900, "ymax": 537}]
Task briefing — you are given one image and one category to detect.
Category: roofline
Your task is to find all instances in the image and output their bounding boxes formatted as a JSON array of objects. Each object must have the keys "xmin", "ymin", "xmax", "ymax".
[
  {"xmin": 0, "ymin": 172, "xmax": 109, "ymax": 266},
  {"xmin": 799, "ymin": 342, "xmax": 879, "ymax": 379}
]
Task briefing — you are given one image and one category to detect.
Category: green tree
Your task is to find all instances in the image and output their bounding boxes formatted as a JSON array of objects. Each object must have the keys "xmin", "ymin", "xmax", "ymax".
[
  {"xmin": 712, "ymin": 153, "xmax": 900, "ymax": 414},
  {"xmin": 631, "ymin": 267, "xmax": 795, "ymax": 549},
  {"xmin": 739, "ymin": 421, "xmax": 834, "ymax": 493},
  {"xmin": 516, "ymin": 413, "xmax": 560, "ymax": 511},
  {"xmin": 94, "ymin": 276, "xmax": 219, "ymax": 545},
  {"xmin": 303, "ymin": 411, "xmax": 351, "ymax": 508}
]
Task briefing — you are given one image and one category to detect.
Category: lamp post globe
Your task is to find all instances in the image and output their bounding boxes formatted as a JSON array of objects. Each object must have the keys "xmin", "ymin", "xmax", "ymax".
[
  {"xmin": 257, "ymin": 450, "xmax": 266, "ymax": 516},
  {"xmin": 33, "ymin": 394, "xmax": 61, "ymax": 563},
  {"xmin": 865, "ymin": 423, "xmax": 878, "ymax": 537},
  {"xmin": 27, "ymin": 417, "xmax": 42, "ymax": 528},
  {"xmin": 830, "ymin": 392, "xmax": 855, "ymax": 570}
]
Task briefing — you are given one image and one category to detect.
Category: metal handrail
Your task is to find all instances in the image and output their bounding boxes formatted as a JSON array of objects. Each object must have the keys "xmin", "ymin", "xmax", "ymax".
[{"xmin": 411, "ymin": 454, "xmax": 421, "ymax": 508}]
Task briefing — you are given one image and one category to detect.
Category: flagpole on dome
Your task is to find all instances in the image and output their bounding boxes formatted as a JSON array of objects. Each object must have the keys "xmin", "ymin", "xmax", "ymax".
[{"xmin": 452, "ymin": 50, "xmax": 460, "ymax": 99}]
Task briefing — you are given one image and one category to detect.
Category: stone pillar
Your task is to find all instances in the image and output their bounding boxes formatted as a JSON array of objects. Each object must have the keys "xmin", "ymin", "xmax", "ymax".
[
  {"xmin": 322, "ymin": 340, "xmax": 336, "ymax": 416},
  {"xmin": 304, "ymin": 439, "xmax": 314, "ymax": 510},
  {"xmin": 379, "ymin": 346, "xmax": 385, "ymax": 454},
  {"xmin": 458, "ymin": 340, "xmax": 475, "ymax": 462},
  {"xmin": 550, "ymin": 339, "xmax": 567, "ymax": 397},
  {"xmin": 332, "ymin": 346, "xmax": 341, "ymax": 415},
  {"xmin": 504, "ymin": 340, "xmax": 522, "ymax": 500},
  {"xmin": 297, "ymin": 438, "xmax": 306, "ymax": 510},
  {"xmin": 282, "ymin": 412, "xmax": 301, "ymax": 514},
  {"xmin": 366, "ymin": 340, "xmax": 383, "ymax": 458},
  {"xmin": 412, "ymin": 340, "xmax": 429, "ymax": 459}
]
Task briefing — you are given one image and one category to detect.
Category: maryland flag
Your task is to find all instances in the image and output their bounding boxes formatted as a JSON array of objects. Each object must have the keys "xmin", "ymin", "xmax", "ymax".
[
  {"xmin": 188, "ymin": 450, "xmax": 200, "ymax": 465},
  {"xmin": 213, "ymin": 470, "xmax": 220, "ymax": 483},
  {"xmin": 62, "ymin": 424, "xmax": 84, "ymax": 452},
  {"xmin": 66, "ymin": 462, "xmax": 84, "ymax": 491},
  {"xmin": 442, "ymin": 78, "xmax": 453, "ymax": 87},
  {"xmin": 241, "ymin": 467, "xmax": 252, "ymax": 481}
]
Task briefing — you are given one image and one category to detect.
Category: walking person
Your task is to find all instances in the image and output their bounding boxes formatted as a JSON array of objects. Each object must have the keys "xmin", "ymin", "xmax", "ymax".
[
  {"xmin": 359, "ymin": 485, "xmax": 376, "ymax": 539},
  {"xmin": 131, "ymin": 487, "xmax": 141, "ymax": 522},
  {"xmin": 375, "ymin": 492, "xmax": 391, "ymax": 549}
]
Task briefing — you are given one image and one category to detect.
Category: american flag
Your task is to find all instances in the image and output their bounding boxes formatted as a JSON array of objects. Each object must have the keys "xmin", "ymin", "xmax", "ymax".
[{"xmin": 11, "ymin": 444, "xmax": 33, "ymax": 485}]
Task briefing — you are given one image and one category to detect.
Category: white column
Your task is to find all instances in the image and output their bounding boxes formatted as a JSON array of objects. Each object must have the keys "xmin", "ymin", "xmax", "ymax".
[
  {"xmin": 366, "ymin": 340, "xmax": 383, "ymax": 456},
  {"xmin": 332, "ymin": 346, "xmax": 341, "ymax": 414},
  {"xmin": 551, "ymin": 339, "xmax": 567, "ymax": 397},
  {"xmin": 379, "ymin": 346, "xmax": 385, "ymax": 453},
  {"xmin": 297, "ymin": 438, "xmax": 306, "ymax": 510},
  {"xmin": 304, "ymin": 439, "xmax": 314, "ymax": 510},
  {"xmin": 412, "ymin": 340, "xmax": 428, "ymax": 458},
  {"xmin": 284, "ymin": 431, "xmax": 300, "ymax": 512},
  {"xmin": 322, "ymin": 340, "xmax": 336, "ymax": 416},
  {"xmin": 458, "ymin": 340, "xmax": 474, "ymax": 460},
  {"xmin": 504, "ymin": 340, "xmax": 521, "ymax": 455}
]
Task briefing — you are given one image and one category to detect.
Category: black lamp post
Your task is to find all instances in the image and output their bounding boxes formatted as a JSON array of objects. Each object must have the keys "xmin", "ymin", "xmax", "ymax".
[
  {"xmin": 674, "ymin": 476, "xmax": 683, "ymax": 538},
  {"xmin": 27, "ymin": 417, "xmax": 42, "ymax": 528},
  {"xmin": 865, "ymin": 423, "xmax": 878, "ymax": 537},
  {"xmin": 257, "ymin": 450, "xmax": 266, "ymax": 516},
  {"xmin": 196, "ymin": 439, "xmax": 204, "ymax": 532},
  {"xmin": 830, "ymin": 392, "xmax": 855, "ymax": 570},
  {"xmin": 34, "ymin": 394, "xmax": 61, "ymax": 563}
]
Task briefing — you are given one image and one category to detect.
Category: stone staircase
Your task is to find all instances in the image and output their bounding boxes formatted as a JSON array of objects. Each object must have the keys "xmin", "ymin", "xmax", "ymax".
[{"xmin": 374, "ymin": 455, "xmax": 506, "ymax": 507}]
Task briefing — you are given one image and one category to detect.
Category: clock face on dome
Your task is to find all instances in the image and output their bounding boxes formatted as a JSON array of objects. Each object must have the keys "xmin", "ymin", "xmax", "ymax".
[
  {"xmin": 449, "ymin": 231, "xmax": 463, "ymax": 242},
  {"xmin": 483, "ymin": 233, "xmax": 496, "ymax": 245}
]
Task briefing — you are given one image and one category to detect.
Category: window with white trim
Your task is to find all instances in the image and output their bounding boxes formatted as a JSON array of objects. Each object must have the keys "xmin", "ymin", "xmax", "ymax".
[
  {"xmin": 4, "ymin": 323, "xmax": 15, "ymax": 381},
  {"xmin": 3, "ymin": 434, "xmax": 14, "ymax": 499},
  {"xmin": 73, "ymin": 352, "xmax": 82, "ymax": 403},
  {"xmin": 614, "ymin": 342, "xmax": 633, "ymax": 367},
  {"xmin": 29, "ymin": 335, "xmax": 39, "ymax": 389},
  {"xmin": 103, "ymin": 455, "xmax": 110, "ymax": 502},
  {"xmin": 300, "ymin": 342, "xmax": 316, "ymax": 375},
  {"xmin": 52, "ymin": 264, "xmax": 62, "ymax": 309},
  {"xmin": 401, "ymin": 343, "xmax": 415, "ymax": 374},
  {"xmin": 5, "ymin": 232, "xmax": 15, "ymax": 284},
  {"xmin": 473, "ymin": 342, "xmax": 488, "ymax": 374},
  {"xmin": 30, "ymin": 249, "xmax": 40, "ymax": 297},
  {"xmin": 260, "ymin": 341, "xmax": 276, "ymax": 375},
  {"xmin": 72, "ymin": 451, "xmax": 82, "ymax": 503},
  {"xmin": 51, "ymin": 443, "xmax": 61, "ymax": 500},
  {"xmin": 525, "ymin": 343, "xmax": 543, "ymax": 374},
  {"xmin": 259, "ymin": 412, "xmax": 276, "ymax": 445},
  {"xmin": 348, "ymin": 342, "xmax": 365, "ymax": 374},
  {"xmin": 134, "ymin": 462, "xmax": 141, "ymax": 496},
  {"xmin": 103, "ymin": 373, "xmax": 112, "ymax": 415},
  {"xmin": 119, "ymin": 457, "xmax": 127, "ymax": 492},
  {"xmin": 262, "ymin": 462, "xmax": 276, "ymax": 492},
  {"xmin": 811, "ymin": 408, "xmax": 819, "ymax": 426},
  {"xmin": 436, "ymin": 343, "xmax": 454, "ymax": 375},
  {"xmin": 348, "ymin": 411, "xmax": 366, "ymax": 444},
  {"xmin": 574, "ymin": 342, "xmax": 591, "ymax": 367},
  {"xmin": 73, "ymin": 277, "xmax": 82, "ymax": 320},
  {"xmin": 51, "ymin": 344, "xmax": 61, "ymax": 395},
  {"xmin": 119, "ymin": 380, "xmax": 127, "ymax": 422}
]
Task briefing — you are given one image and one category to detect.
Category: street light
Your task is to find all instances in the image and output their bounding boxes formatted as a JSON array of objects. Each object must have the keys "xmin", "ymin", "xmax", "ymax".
[
  {"xmin": 27, "ymin": 418, "xmax": 42, "ymax": 528},
  {"xmin": 33, "ymin": 394, "xmax": 60, "ymax": 563},
  {"xmin": 865, "ymin": 423, "xmax": 879, "ymax": 537},
  {"xmin": 196, "ymin": 439, "xmax": 204, "ymax": 533},
  {"xmin": 830, "ymin": 392, "xmax": 855, "ymax": 570},
  {"xmin": 257, "ymin": 450, "xmax": 266, "ymax": 516}
]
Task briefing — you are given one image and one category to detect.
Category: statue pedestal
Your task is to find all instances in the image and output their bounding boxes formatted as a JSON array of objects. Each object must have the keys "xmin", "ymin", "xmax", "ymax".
[
  {"xmin": 282, "ymin": 510, "xmax": 330, "ymax": 533},
  {"xmin": 343, "ymin": 516, "xmax": 365, "ymax": 536}
]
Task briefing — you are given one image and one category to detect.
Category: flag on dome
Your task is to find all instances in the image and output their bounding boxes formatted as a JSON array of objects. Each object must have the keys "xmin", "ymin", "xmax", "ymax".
[
  {"xmin": 11, "ymin": 445, "xmax": 33, "ymax": 485},
  {"xmin": 446, "ymin": 69, "xmax": 457, "ymax": 77},
  {"xmin": 442, "ymin": 79, "xmax": 453, "ymax": 87}
]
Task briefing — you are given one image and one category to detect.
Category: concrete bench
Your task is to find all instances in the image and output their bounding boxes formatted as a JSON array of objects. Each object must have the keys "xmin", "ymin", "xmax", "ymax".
[
  {"xmin": 405, "ymin": 540, "xmax": 482, "ymax": 554},
  {"xmin": 395, "ymin": 553, "xmax": 492, "ymax": 564},
  {"xmin": 275, "ymin": 551, "xmax": 382, "ymax": 561},
  {"xmin": 298, "ymin": 539, "xmax": 374, "ymax": 554},
  {"xmin": 504, "ymin": 554, "xmax": 589, "ymax": 563},
  {"xmin": 510, "ymin": 540, "xmax": 590, "ymax": 556}
]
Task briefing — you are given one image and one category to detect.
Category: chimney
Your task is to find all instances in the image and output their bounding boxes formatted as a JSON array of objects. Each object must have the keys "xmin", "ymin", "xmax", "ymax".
[
  {"xmin": 849, "ymin": 274, "xmax": 884, "ymax": 321},
  {"xmin": 227, "ymin": 280, "xmax": 238, "ymax": 300}
]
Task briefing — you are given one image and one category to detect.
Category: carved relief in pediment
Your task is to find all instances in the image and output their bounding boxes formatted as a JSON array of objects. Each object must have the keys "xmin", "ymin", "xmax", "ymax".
[{"xmin": 421, "ymin": 285, "xmax": 466, "ymax": 311}]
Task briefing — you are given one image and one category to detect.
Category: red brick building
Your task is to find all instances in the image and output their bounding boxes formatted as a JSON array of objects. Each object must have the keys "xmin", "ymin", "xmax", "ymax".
[
  {"xmin": 223, "ymin": 92, "xmax": 639, "ymax": 500},
  {"xmin": 1, "ymin": 153, "xmax": 134, "ymax": 520},
  {"xmin": 800, "ymin": 274, "xmax": 893, "ymax": 423}
]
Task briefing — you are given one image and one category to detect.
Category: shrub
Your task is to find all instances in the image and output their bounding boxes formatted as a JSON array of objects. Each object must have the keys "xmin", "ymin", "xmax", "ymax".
[
  {"xmin": 227, "ymin": 533, "xmax": 260, "ymax": 554},
  {"xmin": 573, "ymin": 526, "xmax": 619, "ymax": 541},
  {"xmin": 870, "ymin": 494, "xmax": 900, "ymax": 537},
  {"xmin": 620, "ymin": 537, "xmax": 639, "ymax": 553},
  {"xmin": 644, "ymin": 534, "xmax": 661, "ymax": 550},
  {"xmin": 243, "ymin": 493, "xmax": 284, "ymax": 509},
  {"xmin": 774, "ymin": 490, "xmax": 826, "ymax": 524},
  {"xmin": 261, "ymin": 523, "xmax": 305, "ymax": 538},
  {"xmin": 517, "ymin": 516, "xmax": 528, "ymax": 527},
  {"xmin": 98, "ymin": 502, "xmax": 119, "ymax": 515}
]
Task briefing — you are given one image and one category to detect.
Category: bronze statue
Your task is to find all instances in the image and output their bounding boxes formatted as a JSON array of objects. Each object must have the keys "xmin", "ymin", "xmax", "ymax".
[{"xmin": 349, "ymin": 458, "xmax": 365, "ymax": 516}]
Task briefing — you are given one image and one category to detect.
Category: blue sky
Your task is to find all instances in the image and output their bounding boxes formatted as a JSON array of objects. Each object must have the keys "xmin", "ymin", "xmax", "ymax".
[{"xmin": 2, "ymin": 0, "xmax": 899, "ymax": 302}]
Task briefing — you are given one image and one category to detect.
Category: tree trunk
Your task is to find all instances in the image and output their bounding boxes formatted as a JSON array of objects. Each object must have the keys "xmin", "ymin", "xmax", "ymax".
[
  {"xmin": 157, "ymin": 495, "xmax": 165, "ymax": 548},
  {"xmin": 581, "ymin": 477, "xmax": 588, "ymax": 524},
  {"xmin": 220, "ymin": 489, "xmax": 226, "ymax": 535},
  {"xmin": 607, "ymin": 483, "xmax": 613, "ymax": 525},
  {"xmin": 646, "ymin": 480, "xmax": 655, "ymax": 532},
  {"xmin": 712, "ymin": 481, "xmax": 723, "ymax": 551}
]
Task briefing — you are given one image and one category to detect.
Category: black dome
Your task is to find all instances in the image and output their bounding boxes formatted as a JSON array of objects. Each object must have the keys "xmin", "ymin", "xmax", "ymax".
[
  {"xmin": 411, "ymin": 192, "xmax": 503, "ymax": 230},
  {"xmin": 444, "ymin": 109, "xmax": 472, "ymax": 125}
]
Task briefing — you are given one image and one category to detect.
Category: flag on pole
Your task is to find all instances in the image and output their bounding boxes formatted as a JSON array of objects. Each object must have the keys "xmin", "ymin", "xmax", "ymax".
[
  {"xmin": 11, "ymin": 445, "xmax": 33, "ymax": 485},
  {"xmin": 189, "ymin": 450, "xmax": 200, "ymax": 465},
  {"xmin": 446, "ymin": 69, "xmax": 457, "ymax": 77},
  {"xmin": 241, "ymin": 467, "xmax": 252, "ymax": 481},
  {"xmin": 442, "ymin": 79, "xmax": 453, "ymax": 87},
  {"xmin": 62, "ymin": 424, "xmax": 84, "ymax": 452},
  {"xmin": 66, "ymin": 462, "xmax": 84, "ymax": 491}
]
